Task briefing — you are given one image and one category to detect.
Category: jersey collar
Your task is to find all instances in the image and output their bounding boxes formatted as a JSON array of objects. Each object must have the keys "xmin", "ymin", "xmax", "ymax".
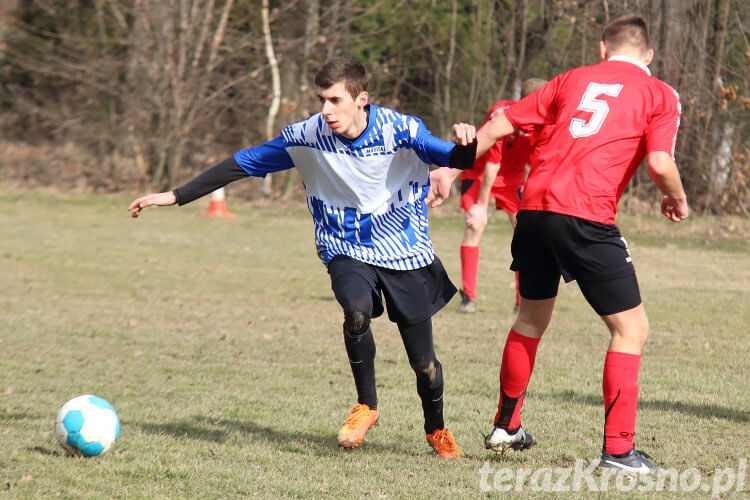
[
  {"xmin": 607, "ymin": 55, "xmax": 651, "ymax": 76},
  {"xmin": 333, "ymin": 104, "xmax": 373, "ymax": 147}
]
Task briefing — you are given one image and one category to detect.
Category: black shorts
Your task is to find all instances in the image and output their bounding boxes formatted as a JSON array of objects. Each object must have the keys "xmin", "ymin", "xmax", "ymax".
[
  {"xmin": 510, "ymin": 210, "xmax": 641, "ymax": 315},
  {"xmin": 327, "ymin": 255, "xmax": 457, "ymax": 326}
]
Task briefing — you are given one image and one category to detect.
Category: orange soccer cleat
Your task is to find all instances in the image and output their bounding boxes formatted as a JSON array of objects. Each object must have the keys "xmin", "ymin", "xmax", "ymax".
[
  {"xmin": 426, "ymin": 427, "xmax": 465, "ymax": 459},
  {"xmin": 336, "ymin": 404, "xmax": 379, "ymax": 449}
]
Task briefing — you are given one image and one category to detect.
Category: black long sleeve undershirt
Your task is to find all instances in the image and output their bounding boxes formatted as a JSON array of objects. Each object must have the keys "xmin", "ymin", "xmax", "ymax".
[
  {"xmin": 448, "ymin": 139, "xmax": 478, "ymax": 170},
  {"xmin": 172, "ymin": 156, "xmax": 249, "ymax": 206}
]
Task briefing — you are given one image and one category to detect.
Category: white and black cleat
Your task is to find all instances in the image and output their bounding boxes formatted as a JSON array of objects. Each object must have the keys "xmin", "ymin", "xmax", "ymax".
[
  {"xmin": 484, "ymin": 426, "xmax": 536, "ymax": 452},
  {"xmin": 599, "ymin": 448, "xmax": 660, "ymax": 474}
]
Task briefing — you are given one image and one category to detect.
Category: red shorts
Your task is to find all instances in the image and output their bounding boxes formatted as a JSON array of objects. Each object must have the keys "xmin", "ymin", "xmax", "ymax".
[{"xmin": 460, "ymin": 179, "xmax": 521, "ymax": 214}]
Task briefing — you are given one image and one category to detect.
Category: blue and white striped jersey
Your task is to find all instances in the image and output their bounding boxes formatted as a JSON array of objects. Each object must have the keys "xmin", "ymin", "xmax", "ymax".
[{"xmin": 233, "ymin": 105, "xmax": 456, "ymax": 270}]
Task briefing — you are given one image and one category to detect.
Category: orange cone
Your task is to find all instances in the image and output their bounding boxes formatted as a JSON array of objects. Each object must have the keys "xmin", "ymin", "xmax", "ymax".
[{"xmin": 204, "ymin": 188, "xmax": 236, "ymax": 218}]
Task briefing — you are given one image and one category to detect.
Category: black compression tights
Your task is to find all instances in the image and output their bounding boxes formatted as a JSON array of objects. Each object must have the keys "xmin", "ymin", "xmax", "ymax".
[{"xmin": 343, "ymin": 317, "xmax": 444, "ymax": 434}]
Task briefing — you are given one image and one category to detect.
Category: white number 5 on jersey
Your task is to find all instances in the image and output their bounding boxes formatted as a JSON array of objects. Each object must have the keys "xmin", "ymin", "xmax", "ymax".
[{"xmin": 569, "ymin": 82, "xmax": 623, "ymax": 138}]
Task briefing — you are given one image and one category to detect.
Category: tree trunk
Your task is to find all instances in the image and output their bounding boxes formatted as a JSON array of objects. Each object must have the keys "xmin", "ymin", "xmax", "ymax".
[
  {"xmin": 513, "ymin": 0, "xmax": 528, "ymax": 99},
  {"xmin": 580, "ymin": 0, "xmax": 587, "ymax": 67},
  {"xmin": 442, "ymin": 0, "xmax": 457, "ymax": 131},
  {"xmin": 0, "ymin": 0, "xmax": 19, "ymax": 59},
  {"xmin": 262, "ymin": 0, "xmax": 281, "ymax": 196},
  {"xmin": 283, "ymin": 0, "xmax": 320, "ymax": 199},
  {"xmin": 496, "ymin": 3, "xmax": 516, "ymax": 100},
  {"xmin": 706, "ymin": 0, "xmax": 732, "ymax": 202},
  {"xmin": 710, "ymin": 0, "xmax": 730, "ymax": 91}
]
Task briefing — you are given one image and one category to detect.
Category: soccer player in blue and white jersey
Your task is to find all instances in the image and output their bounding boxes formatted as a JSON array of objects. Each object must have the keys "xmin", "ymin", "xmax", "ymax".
[{"xmin": 128, "ymin": 57, "xmax": 477, "ymax": 458}]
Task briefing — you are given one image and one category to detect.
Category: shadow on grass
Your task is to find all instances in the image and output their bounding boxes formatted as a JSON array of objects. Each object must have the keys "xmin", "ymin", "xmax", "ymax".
[
  {"xmin": 536, "ymin": 390, "xmax": 749, "ymax": 423},
  {"xmin": 309, "ymin": 295, "xmax": 335, "ymax": 302},
  {"xmin": 133, "ymin": 419, "xmax": 228, "ymax": 443},
  {"xmin": 26, "ymin": 446, "xmax": 62, "ymax": 457},
  {"xmin": 132, "ymin": 415, "xmax": 420, "ymax": 457},
  {"xmin": 0, "ymin": 410, "xmax": 37, "ymax": 421}
]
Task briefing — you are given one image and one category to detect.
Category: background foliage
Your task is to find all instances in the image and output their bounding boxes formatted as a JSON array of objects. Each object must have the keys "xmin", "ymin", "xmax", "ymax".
[{"xmin": 0, "ymin": 0, "xmax": 747, "ymax": 212}]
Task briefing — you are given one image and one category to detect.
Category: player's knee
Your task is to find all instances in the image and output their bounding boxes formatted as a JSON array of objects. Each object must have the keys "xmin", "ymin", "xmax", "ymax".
[
  {"xmin": 608, "ymin": 311, "xmax": 649, "ymax": 347},
  {"xmin": 514, "ymin": 310, "xmax": 552, "ymax": 337},
  {"xmin": 466, "ymin": 217, "xmax": 487, "ymax": 233},
  {"xmin": 343, "ymin": 309, "xmax": 371, "ymax": 338},
  {"xmin": 628, "ymin": 318, "xmax": 649, "ymax": 345},
  {"xmin": 410, "ymin": 358, "xmax": 442, "ymax": 385}
]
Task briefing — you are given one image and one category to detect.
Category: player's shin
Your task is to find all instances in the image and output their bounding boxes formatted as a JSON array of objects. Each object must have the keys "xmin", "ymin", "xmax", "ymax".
[
  {"xmin": 414, "ymin": 358, "xmax": 444, "ymax": 434},
  {"xmin": 343, "ymin": 326, "xmax": 378, "ymax": 409},
  {"xmin": 460, "ymin": 245, "xmax": 480, "ymax": 301},
  {"xmin": 399, "ymin": 319, "xmax": 445, "ymax": 433},
  {"xmin": 602, "ymin": 351, "xmax": 640, "ymax": 455},
  {"xmin": 494, "ymin": 329, "xmax": 540, "ymax": 430}
]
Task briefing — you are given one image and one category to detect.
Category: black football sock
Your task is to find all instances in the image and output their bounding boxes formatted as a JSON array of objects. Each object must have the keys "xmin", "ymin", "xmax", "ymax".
[
  {"xmin": 343, "ymin": 326, "xmax": 377, "ymax": 409},
  {"xmin": 399, "ymin": 319, "xmax": 445, "ymax": 434}
]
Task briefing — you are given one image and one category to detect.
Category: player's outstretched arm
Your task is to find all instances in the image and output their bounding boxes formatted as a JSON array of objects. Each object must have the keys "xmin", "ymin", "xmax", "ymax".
[
  {"xmin": 128, "ymin": 191, "xmax": 176, "ymax": 218},
  {"xmin": 476, "ymin": 112, "xmax": 515, "ymax": 158},
  {"xmin": 127, "ymin": 156, "xmax": 251, "ymax": 219},
  {"xmin": 646, "ymin": 151, "xmax": 689, "ymax": 222}
]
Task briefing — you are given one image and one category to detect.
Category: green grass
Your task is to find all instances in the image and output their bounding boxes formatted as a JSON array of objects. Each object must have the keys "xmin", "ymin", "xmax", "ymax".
[{"xmin": 0, "ymin": 191, "xmax": 748, "ymax": 497}]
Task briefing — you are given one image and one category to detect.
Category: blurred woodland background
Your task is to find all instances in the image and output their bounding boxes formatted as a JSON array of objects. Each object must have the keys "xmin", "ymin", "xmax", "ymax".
[{"xmin": 0, "ymin": 0, "xmax": 747, "ymax": 213}]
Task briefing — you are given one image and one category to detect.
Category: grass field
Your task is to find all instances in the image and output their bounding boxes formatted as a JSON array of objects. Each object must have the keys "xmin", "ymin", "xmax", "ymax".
[{"xmin": 0, "ymin": 191, "xmax": 748, "ymax": 497}]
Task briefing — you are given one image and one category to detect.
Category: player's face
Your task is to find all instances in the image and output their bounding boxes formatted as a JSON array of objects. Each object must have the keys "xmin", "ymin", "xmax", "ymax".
[{"xmin": 317, "ymin": 81, "xmax": 369, "ymax": 139}]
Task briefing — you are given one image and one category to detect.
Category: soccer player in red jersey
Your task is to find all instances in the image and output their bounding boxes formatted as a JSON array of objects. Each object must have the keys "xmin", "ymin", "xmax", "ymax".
[
  {"xmin": 458, "ymin": 78, "xmax": 547, "ymax": 314},
  {"xmin": 430, "ymin": 14, "xmax": 688, "ymax": 473}
]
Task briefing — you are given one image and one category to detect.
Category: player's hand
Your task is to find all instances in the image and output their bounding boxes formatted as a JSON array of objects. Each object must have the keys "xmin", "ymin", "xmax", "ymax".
[
  {"xmin": 128, "ymin": 191, "xmax": 177, "ymax": 218},
  {"xmin": 465, "ymin": 202, "xmax": 488, "ymax": 227},
  {"xmin": 661, "ymin": 195, "xmax": 689, "ymax": 222},
  {"xmin": 426, "ymin": 167, "xmax": 459, "ymax": 208},
  {"xmin": 451, "ymin": 123, "xmax": 476, "ymax": 146}
]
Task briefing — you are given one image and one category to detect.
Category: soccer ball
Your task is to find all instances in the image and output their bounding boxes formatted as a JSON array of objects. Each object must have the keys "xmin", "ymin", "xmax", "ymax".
[{"xmin": 54, "ymin": 395, "xmax": 120, "ymax": 457}]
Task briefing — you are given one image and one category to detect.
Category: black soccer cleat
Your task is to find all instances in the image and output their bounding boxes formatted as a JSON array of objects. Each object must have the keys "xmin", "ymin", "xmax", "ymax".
[
  {"xmin": 599, "ymin": 448, "xmax": 660, "ymax": 474},
  {"xmin": 457, "ymin": 289, "xmax": 476, "ymax": 314},
  {"xmin": 484, "ymin": 425, "xmax": 536, "ymax": 452}
]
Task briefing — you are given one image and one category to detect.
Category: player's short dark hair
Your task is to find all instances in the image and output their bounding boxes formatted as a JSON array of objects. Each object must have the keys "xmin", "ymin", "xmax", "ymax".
[
  {"xmin": 521, "ymin": 78, "xmax": 547, "ymax": 98},
  {"xmin": 602, "ymin": 14, "xmax": 649, "ymax": 53},
  {"xmin": 315, "ymin": 56, "xmax": 369, "ymax": 99}
]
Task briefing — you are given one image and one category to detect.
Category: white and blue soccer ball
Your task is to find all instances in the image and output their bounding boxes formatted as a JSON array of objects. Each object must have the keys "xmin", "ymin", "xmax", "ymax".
[{"xmin": 54, "ymin": 395, "xmax": 120, "ymax": 457}]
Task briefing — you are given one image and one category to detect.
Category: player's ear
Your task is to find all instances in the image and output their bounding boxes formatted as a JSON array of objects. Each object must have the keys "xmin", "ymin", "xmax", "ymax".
[
  {"xmin": 357, "ymin": 91, "xmax": 369, "ymax": 108},
  {"xmin": 643, "ymin": 48, "xmax": 654, "ymax": 66},
  {"xmin": 599, "ymin": 41, "xmax": 608, "ymax": 60}
]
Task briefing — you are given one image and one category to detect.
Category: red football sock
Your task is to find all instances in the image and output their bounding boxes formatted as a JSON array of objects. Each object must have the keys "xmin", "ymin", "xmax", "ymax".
[
  {"xmin": 494, "ymin": 329, "xmax": 540, "ymax": 430},
  {"xmin": 603, "ymin": 351, "xmax": 641, "ymax": 455},
  {"xmin": 460, "ymin": 245, "xmax": 480, "ymax": 301},
  {"xmin": 514, "ymin": 271, "xmax": 520, "ymax": 308}
]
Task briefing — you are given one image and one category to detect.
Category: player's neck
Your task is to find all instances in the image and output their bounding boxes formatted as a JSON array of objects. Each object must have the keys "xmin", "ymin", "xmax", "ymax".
[
  {"xmin": 342, "ymin": 106, "xmax": 370, "ymax": 140},
  {"xmin": 606, "ymin": 52, "xmax": 651, "ymax": 75},
  {"xmin": 606, "ymin": 50, "xmax": 647, "ymax": 65}
]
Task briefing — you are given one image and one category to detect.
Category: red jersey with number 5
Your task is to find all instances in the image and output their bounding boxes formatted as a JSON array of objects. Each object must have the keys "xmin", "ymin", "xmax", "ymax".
[
  {"xmin": 461, "ymin": 100, "xmax": 534, "ymax": 189},
  {"xmin": 503, "ymin": 56, "xmax": 681, "ymax": 224}
]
